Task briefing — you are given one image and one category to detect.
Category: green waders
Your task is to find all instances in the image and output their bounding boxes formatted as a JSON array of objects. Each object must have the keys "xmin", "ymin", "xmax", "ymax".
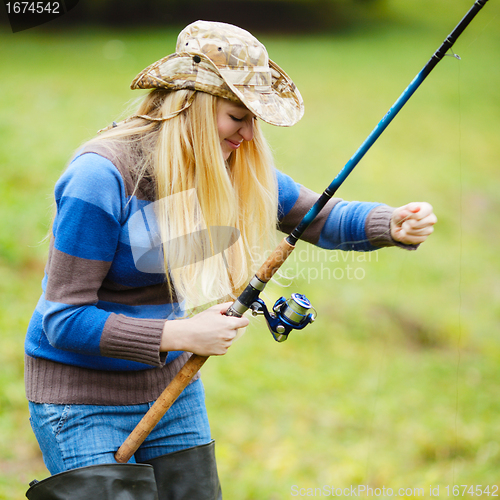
[
  {"xmin": 26, "ymin": 463, "xmax": 158, "ymax": 500},
  {"xmin": 141, "ymin": 440, "xmax": 222, "ymax": 500},
  {"xmin": 26, "ymin": 441, "xmax": 222, "ymax": 500}
]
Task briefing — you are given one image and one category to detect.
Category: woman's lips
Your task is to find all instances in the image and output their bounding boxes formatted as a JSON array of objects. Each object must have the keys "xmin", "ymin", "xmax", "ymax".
[{"xmin": 226, "ymin": 139, "xmax": 241, "ymax": 150}]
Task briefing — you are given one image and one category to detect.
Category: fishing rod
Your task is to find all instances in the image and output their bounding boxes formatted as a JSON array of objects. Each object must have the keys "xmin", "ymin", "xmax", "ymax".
[
  {"xmin": 115, "ymin": 0, "xmax": 490, "ymax": 463},
  {"xmin": 227, "ymin": 0, "xmax": 491, "ymax": 322}
]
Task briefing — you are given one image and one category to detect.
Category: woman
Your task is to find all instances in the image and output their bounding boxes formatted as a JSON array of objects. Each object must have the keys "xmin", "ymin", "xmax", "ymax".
[{"xmin": 25, "ymin": 20, "xmax": 436, "ymax": 499}]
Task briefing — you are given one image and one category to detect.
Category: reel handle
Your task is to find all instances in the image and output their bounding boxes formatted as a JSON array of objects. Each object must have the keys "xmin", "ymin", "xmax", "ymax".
[{"xmin": 251, "ymin": 293, "xmax": 316, "ymax": 342}]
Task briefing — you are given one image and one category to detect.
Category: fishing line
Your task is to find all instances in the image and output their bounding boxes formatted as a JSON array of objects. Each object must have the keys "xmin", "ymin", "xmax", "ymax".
[
  {"xmin": 465, "ymin": 10, "xmax": 498, "ymax": 50},
  {"xmin": 351, "ymin": 43, "xmax": 467, "ymax": 491},
  {"xmin": 450, "ymin": 9, "xmax": 498, "ymax": 481},
  {"xmin": 452, "ymin": 51, "xmax": 463, "ymax": 487}
]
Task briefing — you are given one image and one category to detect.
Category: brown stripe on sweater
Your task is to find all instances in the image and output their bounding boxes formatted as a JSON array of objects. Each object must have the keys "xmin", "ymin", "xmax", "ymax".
[
  {"xmin": 365, "ymin": 205, "xmax": 394, "ymax": 247},
  {"xmin": 46, "ymin": 249, "xmax": 176, "ymax": 306},
  {"xmin": 100, "ymin": 313, "xmax": 167, "ymax": 366},
  {"xmin": 365, "ymin": 205, "xmax": 418, "ymax": 250},
  {"xmin": 278, "ymin": 185, "xmax": 342, "ymax": 244},
  {"xmin": 45, "ymin": 246, "xmax": 112, "ymax": 305},
  {"xmin": 25, "ymin": 352, "xmax": 198, "ymax": 405},
  {"xmin": 98, "ymin": 278, "xmax": 177, "ymax": 306}
]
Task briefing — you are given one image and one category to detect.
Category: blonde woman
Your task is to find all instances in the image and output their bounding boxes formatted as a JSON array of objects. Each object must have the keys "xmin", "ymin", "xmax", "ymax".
[{"xmin": 25, "ymin": 21, "xmax": 436, "ymax": 499}]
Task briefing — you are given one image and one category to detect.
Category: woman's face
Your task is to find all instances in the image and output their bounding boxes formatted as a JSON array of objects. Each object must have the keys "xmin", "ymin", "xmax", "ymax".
[{"xmin": 216, "ymin": 99, "xmax": 256, "ymax": 160}]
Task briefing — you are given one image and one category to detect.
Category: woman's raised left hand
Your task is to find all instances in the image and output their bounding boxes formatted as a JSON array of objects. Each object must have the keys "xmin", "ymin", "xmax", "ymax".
[{"xmin": 390, "ymin": 202, "xmax": 437, "ymax": 245}]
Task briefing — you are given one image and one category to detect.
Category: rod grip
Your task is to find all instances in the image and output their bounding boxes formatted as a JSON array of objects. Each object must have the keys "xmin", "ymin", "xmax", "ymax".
[
  {"xmin": 256, "ymin": 237, "xmax": 295, "ymax": 283},
  {"xmin": 115, "ymin": 354, "xmax": 208, "ymax": 463}
]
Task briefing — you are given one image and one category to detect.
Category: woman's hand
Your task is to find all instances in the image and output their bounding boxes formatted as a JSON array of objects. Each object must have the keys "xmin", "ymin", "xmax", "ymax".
[
  {"xmin": 161, "ymin": 302, "xmax": 249, "ymax": 356},
  {"xmin": 390, "ymin": 202, "xmax": 437, "ymax": 245}
]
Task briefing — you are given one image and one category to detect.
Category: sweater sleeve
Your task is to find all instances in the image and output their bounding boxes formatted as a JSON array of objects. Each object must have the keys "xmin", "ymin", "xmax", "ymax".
[
  {"xmin": 276, "ymin": 169, "xmax": 417, "ymax": 251},
  {"xmin": 42, "ymin": 152, "xmax": 167, "ymax": 368}
]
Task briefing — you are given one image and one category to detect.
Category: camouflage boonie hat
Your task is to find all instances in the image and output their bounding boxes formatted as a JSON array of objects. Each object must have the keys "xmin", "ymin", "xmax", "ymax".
[{"xmin": 130, "ymin": 20, "xmax": 304, "ymax": 127}]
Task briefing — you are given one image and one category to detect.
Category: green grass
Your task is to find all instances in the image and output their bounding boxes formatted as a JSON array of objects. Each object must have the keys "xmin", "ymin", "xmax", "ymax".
[{"xmin": 1, "ymin": 1, "xmax": 500, "ymax": 498}]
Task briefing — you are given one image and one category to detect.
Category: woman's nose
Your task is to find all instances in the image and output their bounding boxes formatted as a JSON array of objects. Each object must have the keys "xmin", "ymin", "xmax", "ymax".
[{"xmin": 239, "ymin": 118, "xmax": 254, "ymax": 142}]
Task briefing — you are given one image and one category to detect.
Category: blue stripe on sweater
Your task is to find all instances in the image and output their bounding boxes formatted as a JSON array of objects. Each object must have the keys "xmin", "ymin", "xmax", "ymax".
[
  {"xmin": 276, "ymin": 169, "xmax": 300, "ymax": 220},
  {"xmin": 26, "ymin": 310, "xmax": 159, "ymax": 370},
  {"xmin": 61, "ymin": 153, "xmax": 127, "ymax": 219},
  {"xmin": 42, "ymin": 299, "xmax": 108, "ymax": 355},
  {"xmin": 318, "ymin": 201, "xmax": 381, "ymax": 251},
  {"xmin": 53, "ymin": 197, "xmax": 121, "ymax": 261}
]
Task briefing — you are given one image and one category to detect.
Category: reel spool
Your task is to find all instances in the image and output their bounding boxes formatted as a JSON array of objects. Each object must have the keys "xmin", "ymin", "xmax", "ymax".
[{"xmin": 250, "ymin": 293, "xmax": 316, "ymax": 342}]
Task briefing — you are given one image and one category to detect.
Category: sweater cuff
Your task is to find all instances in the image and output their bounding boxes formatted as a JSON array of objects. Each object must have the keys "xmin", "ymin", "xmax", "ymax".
[
  {"xmin": 365, "ymin": 205, "xmax": 419, "ymax": 251},
  {"xmin": 100, "ymin": 314, "xmax": 168, "ymax": 368}
]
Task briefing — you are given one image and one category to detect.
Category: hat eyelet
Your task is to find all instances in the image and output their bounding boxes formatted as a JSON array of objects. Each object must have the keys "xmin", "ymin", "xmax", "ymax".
[{"xmin": 193, "ymin": 55, "xmax": 201, "ymax": 63}]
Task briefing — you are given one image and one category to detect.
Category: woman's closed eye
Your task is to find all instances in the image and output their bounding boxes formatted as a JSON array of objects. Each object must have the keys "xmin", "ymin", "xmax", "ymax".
[{"xmin": 230, "ymin": 114, "xmax": 256, "ymax": 123}]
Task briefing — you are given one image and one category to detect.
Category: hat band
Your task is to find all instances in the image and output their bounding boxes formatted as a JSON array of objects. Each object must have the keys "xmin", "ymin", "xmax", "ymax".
[
  {"xmin": 98, "ymin": 93, "xmax": 196, "ymax": 133},
  {"xmin": 218, "ymin": 67, "xmax": 271, "ymax": 87}
]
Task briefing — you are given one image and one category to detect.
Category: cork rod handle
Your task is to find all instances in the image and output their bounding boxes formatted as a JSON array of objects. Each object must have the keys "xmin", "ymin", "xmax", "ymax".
[
  {"xmin": 256, "ymin": 237, "xmax": 295, "ymax": 283},
  {"xmin": 115, "ymin": 241, "xmax": 295, "ymax": 463},
  {"xmin": 114, "ymin": 354, "xmax": 208, "ymax": 463}
]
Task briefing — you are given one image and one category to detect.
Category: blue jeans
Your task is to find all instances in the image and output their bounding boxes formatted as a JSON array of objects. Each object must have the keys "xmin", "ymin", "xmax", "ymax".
[{"xmin": 29, "ymin": 379, "xmax": 212, "ymax": 475}]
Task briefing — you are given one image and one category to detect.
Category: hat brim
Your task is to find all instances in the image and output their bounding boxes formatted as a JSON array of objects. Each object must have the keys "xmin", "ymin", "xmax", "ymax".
[{"xmin": 130, "ymin": 53, "xmax": 304, "ymax": 127}]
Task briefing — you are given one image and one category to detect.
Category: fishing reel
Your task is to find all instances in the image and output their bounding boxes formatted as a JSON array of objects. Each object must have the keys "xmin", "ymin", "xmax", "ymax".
[{"xmin": 249, "ymin": 293, "xmax": 317, "ymax": 342}]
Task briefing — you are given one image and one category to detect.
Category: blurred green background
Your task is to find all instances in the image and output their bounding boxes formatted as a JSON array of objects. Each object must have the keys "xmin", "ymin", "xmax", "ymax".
[{"xmin": 1, "ymin": 0, "xmax": 500, "ymax": 498}]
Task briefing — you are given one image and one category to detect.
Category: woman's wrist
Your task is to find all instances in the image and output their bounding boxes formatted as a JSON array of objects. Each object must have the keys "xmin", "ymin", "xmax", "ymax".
[{"xmin": 161, "ymin": 319, "xmax": 189, "ymax": 352}]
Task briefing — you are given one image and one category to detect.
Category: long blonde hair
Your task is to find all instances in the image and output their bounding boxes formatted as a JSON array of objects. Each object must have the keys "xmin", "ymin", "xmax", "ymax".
[{"xmin": 91, "ymin": 89, "xmax": 278, "ymax": 310}]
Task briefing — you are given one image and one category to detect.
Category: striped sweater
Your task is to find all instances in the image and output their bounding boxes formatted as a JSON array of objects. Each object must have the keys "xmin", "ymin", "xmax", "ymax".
[{"xmin": 25, "ymin": 141, "xmax": 402, "ymax": 405}]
